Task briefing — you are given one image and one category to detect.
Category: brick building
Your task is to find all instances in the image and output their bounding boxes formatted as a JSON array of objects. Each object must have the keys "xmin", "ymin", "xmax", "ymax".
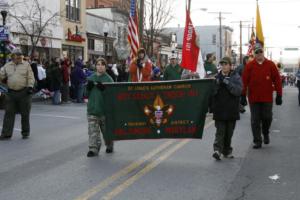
[{"xmin": 86, "ymin": 0, "xmax": 130, "ymax": 11}]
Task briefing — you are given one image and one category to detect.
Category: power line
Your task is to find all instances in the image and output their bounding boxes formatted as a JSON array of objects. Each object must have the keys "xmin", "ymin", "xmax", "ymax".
[{"xmin": 188, "ymin": 0, "xmax": 300, "ymax": 4}]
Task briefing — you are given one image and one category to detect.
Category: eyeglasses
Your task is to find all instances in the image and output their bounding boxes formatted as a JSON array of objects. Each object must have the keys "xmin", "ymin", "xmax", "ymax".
[{"xmin": 255, "ymin": 50, "xmax": 263, "ymax": 54}]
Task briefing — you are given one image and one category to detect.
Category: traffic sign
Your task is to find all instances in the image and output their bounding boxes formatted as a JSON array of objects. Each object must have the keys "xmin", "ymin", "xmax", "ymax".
[{"xmin": 0, "ymin": 26, "xmax": 9, "ymax": 41}]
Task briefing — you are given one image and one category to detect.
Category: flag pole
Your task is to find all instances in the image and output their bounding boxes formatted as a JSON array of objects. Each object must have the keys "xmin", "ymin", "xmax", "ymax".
[{"xmin": 139, "ymin": 0, "xmax": 144, "ymax": 45}]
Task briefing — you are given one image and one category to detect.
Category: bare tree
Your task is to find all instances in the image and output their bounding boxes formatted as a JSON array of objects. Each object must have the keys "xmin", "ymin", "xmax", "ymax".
[
  {"xmin": 8, "ymin": 0, "xmax": 60, "ymax": 57},
  {"xmin": 144, "ymin": 0, "xmax": 173, "ymax": 57}
]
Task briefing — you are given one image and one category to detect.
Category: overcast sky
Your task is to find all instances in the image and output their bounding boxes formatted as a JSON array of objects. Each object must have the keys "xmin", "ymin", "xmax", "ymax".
[{"xmin": 165, "ymin": 0, "xmax": 300, "ymax": 63}]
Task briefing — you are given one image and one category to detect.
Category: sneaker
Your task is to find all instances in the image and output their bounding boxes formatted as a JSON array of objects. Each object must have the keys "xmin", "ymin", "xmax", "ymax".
[
  {"xmin": 212, "ymin": 151, "xmax": 221, "ymax": 160},
  {"xmin": 87, "ymin": 151, "xmax": 98, "ymax": 157},
  {"xmin": 224, "ymin": 153, "xmax": 234, "ymax": 159},
  {"xmin": 263, "ymin": 134, "xmax": 270, "ymax": 144},
  {"xmin": 106, "ymin": 146, "xmax": 114, "ymax": 154},
  {"xmin": 253, "ymin": 143, "xmax": 262, "ymax": 149}
]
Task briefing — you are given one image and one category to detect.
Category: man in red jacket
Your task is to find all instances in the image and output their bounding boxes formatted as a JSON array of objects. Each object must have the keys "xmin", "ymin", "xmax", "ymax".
[{"xmin": 241, "ymin": 43, "xmax": 282, "ymax": 149}]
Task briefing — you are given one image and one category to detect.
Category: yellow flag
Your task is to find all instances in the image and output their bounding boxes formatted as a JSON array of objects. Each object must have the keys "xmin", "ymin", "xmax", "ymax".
[{"xmin": 256, "ymin": 2, "xmax": 264, "ymax": 46}]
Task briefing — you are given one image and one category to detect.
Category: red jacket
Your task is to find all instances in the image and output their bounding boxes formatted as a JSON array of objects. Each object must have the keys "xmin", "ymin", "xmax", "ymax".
[
  {"xmin": 61, "ymin": 59, "xmax": 71, "ymax": 84},
  {"xmin": 242, "ymin": 58, "xmax": 282, "ymax": 103},
  {"xmin": 129, "ymin": 58, "xmax": 152, "ymax": 82}
]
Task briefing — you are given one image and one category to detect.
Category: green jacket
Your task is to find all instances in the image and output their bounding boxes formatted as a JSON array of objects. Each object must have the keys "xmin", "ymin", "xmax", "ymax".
[
  {"xmin": 204, "ymin": 61, "xmax": 218, "ymax": 76},
  {"xmin": 163, "ymin": 64, "xmax": 183, "ymax": 80},
  {"xmin": 87, "ymin": 72, "xmax": 113, "ymax": 117}
]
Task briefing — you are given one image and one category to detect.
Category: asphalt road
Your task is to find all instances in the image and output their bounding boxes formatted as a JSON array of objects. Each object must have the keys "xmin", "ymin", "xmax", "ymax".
[{"xmin": 0, "ymin": 86, "xmax": 299, "ymax": 200}]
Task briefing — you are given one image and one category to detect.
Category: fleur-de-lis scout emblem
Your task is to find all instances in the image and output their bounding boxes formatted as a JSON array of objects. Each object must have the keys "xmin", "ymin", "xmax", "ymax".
[{"xmin": 144, "ymin": 95, "xmax": 174, "ymax": 127}]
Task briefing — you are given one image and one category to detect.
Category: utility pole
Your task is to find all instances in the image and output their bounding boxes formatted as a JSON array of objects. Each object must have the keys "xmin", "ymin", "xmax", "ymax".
[
  {"xmin": 208, "ymin": 11, "xmax": 231, "ymax": 61},
  {"xmin": 239, "ymin": 21, "xmax": 243, "ymax": 64},
  {"xmin": 231, "ymin": 20, "xmax": 251, "ymax": 64},
  {"xmin": 150, "ymin": 0, "xmax": 153, "ymax": 57},
  {"xmin": 219, "ymin": 12, "xmax": 222, "ymax": 59},
  {"xmin": 139, "ymin": 0, "xmax": 145, "ymax": 46}
]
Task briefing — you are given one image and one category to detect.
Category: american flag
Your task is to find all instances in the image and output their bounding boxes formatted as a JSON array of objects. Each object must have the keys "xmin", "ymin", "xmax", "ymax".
[
  {"xmin": 247, "ymin": 27, "xmax": 256, "ymax": 56},
  {"xmin": 127, "ymin": 0, "xmax": 139, "ymax": 59}
]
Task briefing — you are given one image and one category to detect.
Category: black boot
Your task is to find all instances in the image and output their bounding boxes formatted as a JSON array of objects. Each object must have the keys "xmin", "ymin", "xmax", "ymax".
[
  {"xmin": 0, "ymin": 135, "xmax": 12, "ymax": 140},
  {"xmin": 106, "ymin": 146, "xmax": 114, "ymax": 153},
  {"xmin": 87, "ymin": 151, "xmax": 98, "ymax": 157},
  {"xmin": 263, "ymin": 134, "xmax": 270, "ymax": 144},
  {"xmin": 253, "ymin": 143, "xmax": 262, "ymax": 149}
]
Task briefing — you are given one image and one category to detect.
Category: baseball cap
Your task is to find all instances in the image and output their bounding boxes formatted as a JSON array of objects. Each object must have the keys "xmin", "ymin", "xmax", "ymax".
[
  {"xmin": 169, "ymin": 54, "xmax": 177, "ymax": 59},
  {"xmin": 153, "ymin": 66, "xmax": 160, "ymax": 75},
  {"xmin": 254, "ymin": 43, "xmax": 263, "ymax": 53},
  {"xmin": 11, "ymin": 48, "xmax": 23, "ymax": 55},
  {"xmin": 219, "ymin": 56, "xmax": 232, "ymax": 65}
]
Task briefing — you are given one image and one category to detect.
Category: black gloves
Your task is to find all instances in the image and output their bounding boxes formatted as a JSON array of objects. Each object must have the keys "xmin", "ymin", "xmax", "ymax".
[
  {"xmin": 96, "ymin": 82, "xmax": 106, "ymax": 91},
  {"xmin": 27, "ymin": 87, "xmax": 33, "ymax": 95},
  {"xmin": 222, "ymin": 77, "xmax": 230, "ymax": 85},
  {"xmin": 87, "ymin": 81, "xmax": 94, "ymax": 91},
  {"xmin": 240, "ymin": 95, "xmax": 248, "ymax": 106},
  {"xmin": 275, "ymin": 94, "xmax": 282, "ymax": 105},
  {"xmin": 217, "ymin": 75, "xmax": 230, "ymax": 85},
  {"xmin": 137, "ymin": 59, "xmax": 143, "ymax": 69},
  {"xmin": 87, "ymin": 81, "xmax": 105, "ymax": 91}
]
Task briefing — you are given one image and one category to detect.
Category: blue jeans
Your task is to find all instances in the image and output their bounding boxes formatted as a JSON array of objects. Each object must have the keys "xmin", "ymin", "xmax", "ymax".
[
  {"xmin": 52, "ymin": 90, "xmax": 61, "ymax": 105},
  {"xmin": 75, "ymin": 83, "xmax": 84, "ymax": 103}
]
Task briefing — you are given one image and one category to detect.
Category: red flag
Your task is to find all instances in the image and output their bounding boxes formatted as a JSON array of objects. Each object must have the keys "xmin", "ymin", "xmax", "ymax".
[{"xmin": 181, "ymin": 10, "xmax": 199, "ymax": 72}]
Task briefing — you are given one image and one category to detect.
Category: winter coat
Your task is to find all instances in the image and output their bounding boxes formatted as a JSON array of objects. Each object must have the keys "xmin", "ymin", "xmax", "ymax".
[
  {"xmin": 204, "ymin": 61, "xmax": 218, "ymax": 76},
  {"xmin": 163, "ymin": 64, "xmax": 183, "ymax": 80},
  {"xmin": 61, "ymin": 59, "xmax": 71, "ymax": 84},
  {"xmin": 49, "ymin": 63, "xmax": 62, "ymax": 91},
  {"xmin": 211, "ymin": 70, "xmax": 242, "ymax": 121},
  {"xmin": 30, "ymin": 61, "xmax": 39, "ymax": 82},
  {"xmin": 242, "ymin": 58, "xmax": 282, "ymax": 103},
  {"xmin": 87, "ymin": 72, "xmax": 113, "ymax": 117},
  {"xmin": 129, "ymin": 56, "xmax": 152, "ymax": 82},
  {"xmin": 71, "ymin": 60, "xmax": 86, "ymax": 85}
]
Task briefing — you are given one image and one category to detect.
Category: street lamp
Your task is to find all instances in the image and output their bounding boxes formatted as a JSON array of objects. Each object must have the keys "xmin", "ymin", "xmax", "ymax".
[
  {"xmin": 0, "ymin": 0, "xmax": 9, "ymax": 65},
  {"xmin": 0, "ymin": 0, "xmax": 8, "ymax": 25},
  {"xmin": 103, "ymin": 23, "xmax": 109, "ymax": 61}
]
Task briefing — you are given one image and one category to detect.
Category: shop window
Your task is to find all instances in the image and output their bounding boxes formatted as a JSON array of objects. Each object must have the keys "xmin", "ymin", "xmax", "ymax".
[
  {"xmin": 88, "ymin": 39, "xmax": 95, "ymax": 50},
  {"xmin": 65, "ymin": 0, "xmax": 81, "ymax": 22},
  {"xmin": 212, "ymin": 34, "xmax": 216, "ymax": 45}
]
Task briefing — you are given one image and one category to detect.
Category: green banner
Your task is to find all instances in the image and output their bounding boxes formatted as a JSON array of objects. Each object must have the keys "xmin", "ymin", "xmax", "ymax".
[{"xmin": 104, "ymin": 79, "xmax": 214, "ymax": 141}]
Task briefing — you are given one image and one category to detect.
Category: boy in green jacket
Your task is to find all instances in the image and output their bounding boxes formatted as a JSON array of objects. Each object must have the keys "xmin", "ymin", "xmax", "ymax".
[{"xmin": 86, "ymin": 58, "xmax": 114, "ymax": 157}]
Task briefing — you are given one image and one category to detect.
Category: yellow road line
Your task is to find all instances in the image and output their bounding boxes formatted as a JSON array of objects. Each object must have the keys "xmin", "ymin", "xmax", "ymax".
[
  {"xmin": 101, "ymin": 120, "xmax": 215, "ymax": 200},
  {"xmin": 100, "ymin": 139, "xmax": 190, "ymax": 200},
  {"xmin": 75, "ymin": 119, "xmax": 214, "ymax": 200},
  {"xmin": 74, "ymin": 140, "xmax": 175, "ymax": 200}
]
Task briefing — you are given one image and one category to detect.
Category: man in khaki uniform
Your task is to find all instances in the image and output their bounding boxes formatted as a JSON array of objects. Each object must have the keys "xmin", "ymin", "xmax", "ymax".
[{"xmin": 0, "ymin": 48, "xmax": 35, "ymax": 140}]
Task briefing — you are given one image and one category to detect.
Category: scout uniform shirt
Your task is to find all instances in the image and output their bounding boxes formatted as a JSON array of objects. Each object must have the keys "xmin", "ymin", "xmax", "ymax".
[
  {"xmin": 0, "ymin": 61, "xmax": 35, "ymax": 90},
  {"xmin": 163, "ymin": 64, "xmax": 183, "ymax": 80}
]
